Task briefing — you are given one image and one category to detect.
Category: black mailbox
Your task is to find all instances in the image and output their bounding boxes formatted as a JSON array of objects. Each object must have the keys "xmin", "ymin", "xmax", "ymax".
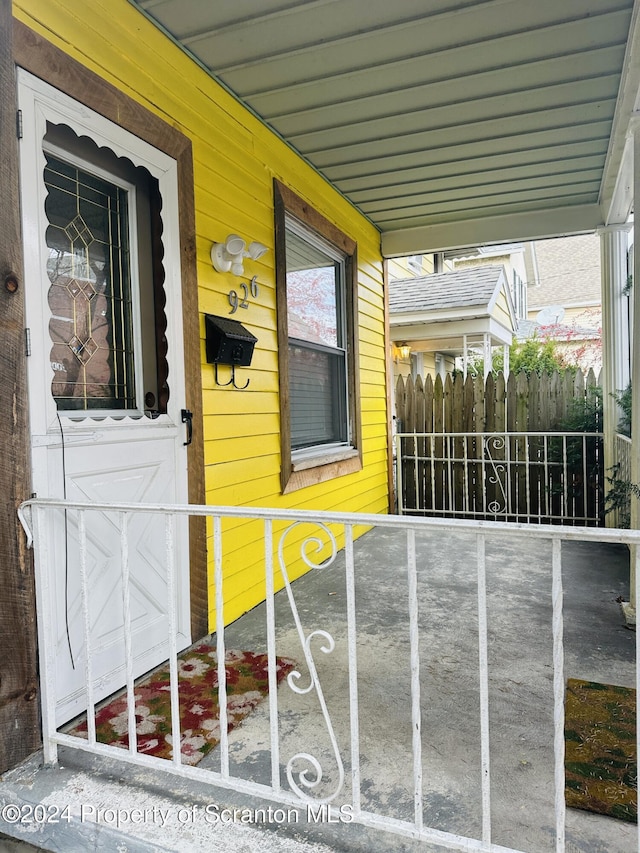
[{"xmin": 204, "ymin": 314, "xmax": 257, "ymax": 367}]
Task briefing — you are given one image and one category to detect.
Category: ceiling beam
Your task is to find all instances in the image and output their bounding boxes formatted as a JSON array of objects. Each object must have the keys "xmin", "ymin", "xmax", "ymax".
[
  {"xmin": 599, "ymin": 0, "xmax": 640, "ymax": 224},
  {"xmin": 381, "ymin": 203, "xmax": 604, "ymax": 257}
]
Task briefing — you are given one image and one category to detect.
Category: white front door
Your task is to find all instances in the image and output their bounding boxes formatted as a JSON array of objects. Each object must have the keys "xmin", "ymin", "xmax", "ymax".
[{"xmin": 19, "ymin": 70, "xmax": 192, "ymax": 725}]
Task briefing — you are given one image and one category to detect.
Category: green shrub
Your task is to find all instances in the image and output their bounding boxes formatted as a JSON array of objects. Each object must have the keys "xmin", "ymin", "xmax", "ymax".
[
  {"xmin": 469, "ymin": 337, "xmax": 569, "ymax": 377},
  {"xmin": 613, "ymin": 381, "xmax": 632, "ymax": 437}
]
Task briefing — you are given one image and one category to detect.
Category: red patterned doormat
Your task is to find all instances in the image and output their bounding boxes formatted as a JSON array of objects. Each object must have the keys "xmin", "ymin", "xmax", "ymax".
[
  {"xmin": 69, "ymin": 646, "xmax": 296, "ymax": 766},
  {"xmin": 565, "ymin": 678, "xmax": 637, "ymax": 822}
]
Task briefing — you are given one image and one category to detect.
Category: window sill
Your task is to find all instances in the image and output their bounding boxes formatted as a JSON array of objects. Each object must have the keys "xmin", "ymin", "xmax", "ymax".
[
  {"xmin": 292, "ymin": 445, "xmax": 359, "ymax": 472},
  {"xmin": 283, "ymin": 447, "xmax": 362, "ymax": 494}
]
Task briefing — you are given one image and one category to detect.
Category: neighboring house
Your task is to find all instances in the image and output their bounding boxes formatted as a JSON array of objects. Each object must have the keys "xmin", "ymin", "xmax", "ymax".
[
  {"xmin": 388, "ymin": 254, "xmax": 437, "ymax": 279},
  {"xmin": 388, "ymin": 252, "xmax": 454, "ymax": 280},
  {"xmin": 2, "ymin": 1, "xmax": 389, "ymax": 767},
  {"xmin": 394, "ymin": 236, "xmax": 605, "ymax": 375},
  {"xmin": 521, "ymin": 234, "xmax": 605, "ymax": 372},
  {"xmin": 389, "ymin": 265, "xmax": 517, "ymax": 380}
]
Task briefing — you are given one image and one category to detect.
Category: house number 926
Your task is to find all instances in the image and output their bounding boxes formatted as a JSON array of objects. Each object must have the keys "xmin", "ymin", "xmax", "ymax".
[{"xmin": 228, "ymin": 276, "xmax": 259, "ymax": 314}]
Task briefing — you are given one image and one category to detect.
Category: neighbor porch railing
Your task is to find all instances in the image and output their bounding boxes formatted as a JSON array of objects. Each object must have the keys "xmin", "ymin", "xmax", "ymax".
[
  {"xmin": 17, "ymin": 498, "xmax": 639, "ymax": 853},
  {"xmin": 396, "ymin": 432, "xmax": 604, "ymax": 525},
  {"xmin": 611, "ymin": 432, "xmax": 633, "ymax": 528}
]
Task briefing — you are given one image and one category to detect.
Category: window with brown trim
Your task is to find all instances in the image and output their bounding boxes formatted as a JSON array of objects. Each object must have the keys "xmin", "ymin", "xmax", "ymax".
[{"xmin": 274, "ymin": 181, "xmax": 362, "ymax": 493}]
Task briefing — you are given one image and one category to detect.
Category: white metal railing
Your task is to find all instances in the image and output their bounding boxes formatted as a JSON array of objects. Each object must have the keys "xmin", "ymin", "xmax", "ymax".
[
  {"xmin": 615, "ymin": 432, "xmax": 633, "ymax": 479},
  {"xmin": 396, "ymin": 432, "xmax": 604, "ymax": 525},
  {"xmin": 612, "ymin": 432, "xmax": 633, "ymax": 528},
  {"xmin": 17, "ymin": 498, "xmax": 639, "ymax": 853}
]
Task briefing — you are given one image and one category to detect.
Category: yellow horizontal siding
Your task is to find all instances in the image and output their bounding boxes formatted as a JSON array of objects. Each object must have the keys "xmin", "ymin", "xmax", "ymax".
[
  {"xmin": 493, "ymin": 290, "xmax": 514, "ymax": 330},
  {"xmin": 205, "ymin": 455, "xmax": 281, "ymax": 491},
  {"xmin": 209, "ymin": 413, "xmax": 282, "ymax": 442},
  {"xmin": 16, "ymin": 0, "xmax": 390, "ymax": 633},
  {"xmin": 361, "ymin": 369, "xmax": 390, "ymax": 388}
]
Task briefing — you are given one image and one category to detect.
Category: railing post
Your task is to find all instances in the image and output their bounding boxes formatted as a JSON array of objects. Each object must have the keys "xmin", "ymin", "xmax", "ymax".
[
  {"xmin": 406, "ymin": 529, "xmax": 423, "ymax": 831},
  {"xmin": 396, "ymin": 433, "xmax": 404, "ymax": 515},
  {"xmin": 476, "ymin": 533, "xmax": 491, "ymax": 845},
  {"xmin": 213, "ymin": 514, "xmax": 229, "ymax": 779},
  {"xmin": 344, "ymin": 524, "xmax": 361, "ymax": 818},
  {"xmin": 32, "ymin": 504, "xmax": 58, "ymax": 766},
  {"xmin": 265, "ymin": 518, "xmax": 281, "ymax": 794},
  {"xmin": 119, "ymin": 512, "xmax": 136, "ymax": 755},
  {"xmin": 80, "ymin": 510, "xmax": 96, "ymax": 747},
  {"xmin": 551, "ymin": 537, "xmax": 566, "ymax": 853},
  {"xmin": 164, "ymin": 512, "xmax": 181, "ymax": 768}
]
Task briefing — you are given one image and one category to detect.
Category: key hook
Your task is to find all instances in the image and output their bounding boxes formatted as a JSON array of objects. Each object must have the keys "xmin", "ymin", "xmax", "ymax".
[{"xmin": 214, "ymin": 363, "xmax": 250, "ymax": 390}]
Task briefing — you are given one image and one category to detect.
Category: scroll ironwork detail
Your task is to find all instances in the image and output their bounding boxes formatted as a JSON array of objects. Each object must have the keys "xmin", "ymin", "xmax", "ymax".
[
  {"xmin": 484, "ymin": 434, "xmax": 508, "ymax": 515},
  {"xmin": 277, "ymin": 522, "xmax": 345, "ymax": 804}
]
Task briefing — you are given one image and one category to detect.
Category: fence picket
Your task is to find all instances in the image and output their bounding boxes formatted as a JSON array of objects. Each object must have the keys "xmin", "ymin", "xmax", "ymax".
[
  {"xmin": 506, "ymin": 372, "xmax": 517, "ymax": 432},
  {"xmin": 395, "ymin": 374, "xmax": 406, "ymax": 431},
  {"xmin": 424, "ymin": 375, "xmax": 434, "ymax": 510},
  {"xmin": 415, "ymin": 376, "xmax": 426, "ymax": 513},
  {"xmin": 550, "ymin": 370, "xmax": 561, "ymax": 428},
  {"xmin": 434, "ymin": 375, "xmax": 444, "ymax": 512},
  {"xmin": 424, "ymin": 373, "xmax": 434, "ymax": 434},
  {"xmin": 404, "ymin": 375, "xmax": 417, "ymax": 512},
  {"xmin": 463, "ymin": 375, "xmax": 477, "ymax": 516},
  {"xmin": 452, "ymin": 375, "xmax": 465, "ymax": 513}
]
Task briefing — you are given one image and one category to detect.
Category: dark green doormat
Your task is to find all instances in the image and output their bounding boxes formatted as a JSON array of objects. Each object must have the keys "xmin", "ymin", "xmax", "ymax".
[{"xmin": 565, "ymin": 678, "xmax": 637, "ymax": 823}]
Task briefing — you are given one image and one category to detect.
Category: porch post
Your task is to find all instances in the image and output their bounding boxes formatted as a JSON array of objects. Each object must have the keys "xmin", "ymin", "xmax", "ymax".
[
  {"xmin": 483, "ymin": 333, "xmax": 492, "ymax": 379},
  {"xmin": 503, "ymin": 344, "xmax": 510, "ymax": 379},
  {"xmin": 630, "ymin": 126, "xmax": 640, "ymax": 609},
  {"xmin": 463, "ymin": 333, "xmax": 468, "ymax": 379},
  {"xmin": 0, "ymin": 0, "xmax": 40, "ymax": 771},
  {"xmin": 599, "ymin": 223, "xmax": 632, "ymax": 527}
]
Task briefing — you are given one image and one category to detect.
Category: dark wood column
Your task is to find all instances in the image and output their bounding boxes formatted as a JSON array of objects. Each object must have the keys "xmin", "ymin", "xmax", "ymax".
[{"xmin": 0, "ymin": 0, "xmax": 40, "ymax": 772}]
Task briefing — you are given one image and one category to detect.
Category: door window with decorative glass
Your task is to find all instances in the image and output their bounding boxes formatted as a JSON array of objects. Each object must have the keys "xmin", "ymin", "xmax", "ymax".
[
  {"xmin": 45, "ymin": 153, "xmax": 136, "ymax": 410},
  {"xmin": 43, "ymin": 124, "xmax": 166, "ymax": 415}
]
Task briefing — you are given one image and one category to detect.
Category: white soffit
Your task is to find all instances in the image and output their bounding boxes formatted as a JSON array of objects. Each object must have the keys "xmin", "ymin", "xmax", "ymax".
[{"xmin": 131, "ymin": 0, "xmax": 640, "ymax": 253}]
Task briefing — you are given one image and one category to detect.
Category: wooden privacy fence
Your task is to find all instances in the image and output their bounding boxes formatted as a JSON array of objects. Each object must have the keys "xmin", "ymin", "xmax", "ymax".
[
  {"xmin": 395, "ymin": 370, "xmax": 604, "ymax": 525},
  {"xmin": 395, "ymin": 369, "xmax": 602, "ymax": 435}
]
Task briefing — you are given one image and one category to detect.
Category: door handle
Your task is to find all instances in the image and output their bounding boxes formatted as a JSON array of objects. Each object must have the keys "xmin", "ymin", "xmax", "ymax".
[{"xmin": 181, "ymin": 409, "xmax": 193, "ymax": 446}]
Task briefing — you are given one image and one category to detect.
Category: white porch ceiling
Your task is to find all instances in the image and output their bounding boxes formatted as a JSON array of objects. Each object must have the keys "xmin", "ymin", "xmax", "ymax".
[{"xmin": 131, "ymin": 0, "xmax": 640, "ymax": 254}]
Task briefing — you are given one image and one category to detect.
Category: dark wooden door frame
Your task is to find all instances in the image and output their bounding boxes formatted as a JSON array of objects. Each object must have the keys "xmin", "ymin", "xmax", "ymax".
[{"xmin": 0, "ymin": 1, "xmax": 40, "ymax": 773}]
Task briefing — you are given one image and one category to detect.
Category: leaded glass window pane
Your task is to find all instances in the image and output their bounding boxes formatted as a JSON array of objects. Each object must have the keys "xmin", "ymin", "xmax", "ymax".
[{"xmin": 45, "ymin": 153, "xmax": 136, "ymax": 410}]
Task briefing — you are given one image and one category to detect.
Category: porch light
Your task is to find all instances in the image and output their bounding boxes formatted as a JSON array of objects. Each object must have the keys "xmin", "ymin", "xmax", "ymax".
[
  {"xmin": 210, "ymin": 234, "xmax": 268, "ymax": 276},
  {"xmin": 398, "ymin": 342, "xmax": 411, "ymax": 360}
]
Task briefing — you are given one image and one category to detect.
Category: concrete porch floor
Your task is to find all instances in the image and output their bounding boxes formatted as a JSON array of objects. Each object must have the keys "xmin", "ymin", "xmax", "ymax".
[{"xmin": 0, "ymin": 524, "xmax": 636, "ymax": 853}]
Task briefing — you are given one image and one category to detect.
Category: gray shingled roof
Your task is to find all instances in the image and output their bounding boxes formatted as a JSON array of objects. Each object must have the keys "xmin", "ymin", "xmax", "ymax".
[{"xmin": 389, "ymin": 265, "xmax": 505, "ymax": 314}]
